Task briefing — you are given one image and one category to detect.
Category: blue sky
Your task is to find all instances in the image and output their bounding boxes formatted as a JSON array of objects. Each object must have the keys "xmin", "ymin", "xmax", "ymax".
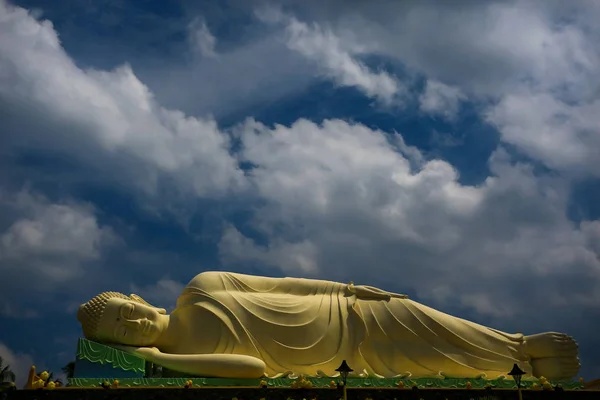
[{"xmin": 1, "ymin": 0, "xmax": 600, "ymax": 385}]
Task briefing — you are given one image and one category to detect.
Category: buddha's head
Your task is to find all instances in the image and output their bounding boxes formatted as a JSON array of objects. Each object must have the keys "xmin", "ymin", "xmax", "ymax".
[{"xmin": 77, "ymin": 292, "xmax": 168, "ymax": 346}]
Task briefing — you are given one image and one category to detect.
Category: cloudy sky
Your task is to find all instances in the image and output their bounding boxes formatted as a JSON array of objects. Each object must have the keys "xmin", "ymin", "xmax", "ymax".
[{"xmin": 1, "ymin": 0, "xmax": 599, "ymax": 386}]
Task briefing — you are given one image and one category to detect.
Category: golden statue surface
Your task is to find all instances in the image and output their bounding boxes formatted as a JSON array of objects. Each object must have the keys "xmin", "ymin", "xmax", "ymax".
[{"xmin": 77, "ymin": 271, "xmax": 580, "ymax": 380}]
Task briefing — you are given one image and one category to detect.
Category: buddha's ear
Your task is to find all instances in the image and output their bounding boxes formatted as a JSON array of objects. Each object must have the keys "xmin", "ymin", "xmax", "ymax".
[{"xmin": 129, "ymin": 294, "xmax": 167, "ymax": 314}]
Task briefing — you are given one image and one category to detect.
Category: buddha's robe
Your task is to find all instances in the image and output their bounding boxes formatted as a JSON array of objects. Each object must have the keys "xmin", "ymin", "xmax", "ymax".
[{"xmin": 170, "ymin": 271, "xmax": 530, "ymax": 379}]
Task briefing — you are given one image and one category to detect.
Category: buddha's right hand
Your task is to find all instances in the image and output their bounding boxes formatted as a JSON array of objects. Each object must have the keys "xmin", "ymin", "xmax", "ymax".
[{"xmin": 347, "ymin": 283, "xmax": 408, "ymax": 300}]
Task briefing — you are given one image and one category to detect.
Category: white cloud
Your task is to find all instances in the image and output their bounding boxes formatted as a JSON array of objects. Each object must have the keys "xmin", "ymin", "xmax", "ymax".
[
  {"xmin": 0, "ymin": 2, "xmax": 245, "ymax": 200},
  {"xmin": 419, "ymin": 80, "xmax": 466, "ymax": 120},
  {"xmin": 220, "ymin": 224, "xmax": 319, "ymax": 274},
  {"xmin": 0, "ymin": 189, "xmax": 119, "ymax": 314},
  {"xmin": 582, "ymin": 221, "xmax": 600, "ymax": 254},
  {"xmin": 257, "ymin": 10, "xmax": 401, "ymax": 104},
  {"xmin": 220, "ymin": 118, "xmax": 600, "ymax": 324},
  {"xmin": 0, "ymin": 342, "xmax": 34, "ymax": 388},
  {"xmin": 486, "ymin": 91, "xmax": 600, "ymax": 178},
  {"xmin": 130, "ymin": 277, "xmax": 185, "ymax": 312},
  {"xmin": 292, "ymin": 1, "xmax": 600, "ymax": 177},
  {"xmin": 0, "ymin": 191, "xmax": 117, "ymax": 269},
  {"xmin": 299, "ymin": 1, "xmax": 599, "ymax": 96},
  {"xmin": 188, "ymin": 17, "xmax": 217, "ymax": 58},
  {"xmin": 143, "ymin": 33, "xmax": 315, "ymax": 124}
]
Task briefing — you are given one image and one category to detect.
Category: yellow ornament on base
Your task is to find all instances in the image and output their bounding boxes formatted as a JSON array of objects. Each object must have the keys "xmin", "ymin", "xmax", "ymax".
[{"xmin": 32, "ymin": 379, "xmax": 44, "ymax": 389}]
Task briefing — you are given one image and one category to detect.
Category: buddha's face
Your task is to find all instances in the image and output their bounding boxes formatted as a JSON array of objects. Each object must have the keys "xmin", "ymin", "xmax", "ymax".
[{"xmin": 95, "ymin": 298, "xmax": 167, "ymax": 346}]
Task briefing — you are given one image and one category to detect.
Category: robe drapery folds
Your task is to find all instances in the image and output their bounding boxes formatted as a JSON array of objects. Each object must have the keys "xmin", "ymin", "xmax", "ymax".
[{"xmin": 174, "ymin": 272, "xmax": 530, "ymax": 378}]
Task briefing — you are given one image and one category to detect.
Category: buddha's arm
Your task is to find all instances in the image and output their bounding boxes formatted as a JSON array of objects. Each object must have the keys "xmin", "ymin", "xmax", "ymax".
[
  {"xmin": 191, "ymin": 271, "xmax": 344, "ymax": 296},
  {"xmin": 152, "ymin": 352, "xmax": 266, "ymax": 379},
  {"xmin": 110, "ymin": 345, "xmax": 265, "ymax": 378},
  {"xmin": 192, "ymin": 271, "xmax": 407, "ymax": 299}
]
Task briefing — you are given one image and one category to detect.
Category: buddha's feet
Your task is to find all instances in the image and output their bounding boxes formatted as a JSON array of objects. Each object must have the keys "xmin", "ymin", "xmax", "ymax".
[{"xmin": 525, "ymin": 332, "xmax": 580, "ymax": 380}]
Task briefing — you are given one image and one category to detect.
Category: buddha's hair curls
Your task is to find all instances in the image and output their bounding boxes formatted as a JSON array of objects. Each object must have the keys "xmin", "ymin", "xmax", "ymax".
[{"xmin": 77, "ymin": 292, "xmax": 151, "ymax": 340}]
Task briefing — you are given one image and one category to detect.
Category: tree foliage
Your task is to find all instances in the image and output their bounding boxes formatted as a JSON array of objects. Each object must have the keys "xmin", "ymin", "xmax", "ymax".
[{"xmin": 0, "ymin": 356, "xmax": 16, "ymax": 383}]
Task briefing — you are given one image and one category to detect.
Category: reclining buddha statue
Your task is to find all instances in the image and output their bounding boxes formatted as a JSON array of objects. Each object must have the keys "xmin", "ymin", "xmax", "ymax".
[{"xmin": 77, "ymin": 271, "xmax": 579, "ymax": 380}]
